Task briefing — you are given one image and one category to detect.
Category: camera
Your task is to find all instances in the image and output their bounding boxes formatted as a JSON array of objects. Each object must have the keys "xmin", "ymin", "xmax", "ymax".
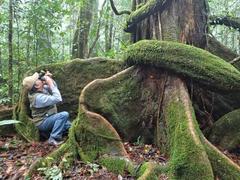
[{"xmin": 38, "ymin": 70, "xmax": 47, "ymax": 81}]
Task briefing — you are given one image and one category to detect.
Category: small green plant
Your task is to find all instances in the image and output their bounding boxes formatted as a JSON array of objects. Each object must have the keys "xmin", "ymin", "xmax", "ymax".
[
  {"xmin": 38, "ymin": 166, "xmax": 63, "ymax": 180},
  {"xmin": 133, "ymin": 136, "xmax": 144, "ymax": 146},
  {"xmin": 86, "ymin": 162, "xmax": 100, "ymax": 175},
  {"xmin": 0, "ymin": 97, "xmax": 11, "ymax": 104}
]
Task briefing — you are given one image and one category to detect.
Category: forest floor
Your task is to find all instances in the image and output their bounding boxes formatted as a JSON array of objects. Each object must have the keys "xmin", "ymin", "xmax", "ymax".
[
  {"xmin": 1, "ymin": 135, "xmax": 240, "ymax": 180},
  {"xmin": 0, "ymin": 135, "xmax": 169, "ymax": 180}
]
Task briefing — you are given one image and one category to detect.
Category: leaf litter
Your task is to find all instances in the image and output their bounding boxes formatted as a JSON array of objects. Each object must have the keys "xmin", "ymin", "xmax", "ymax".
[{"xmin": 0, "ymin": 135, "xmax": 239, "ymax": 179}]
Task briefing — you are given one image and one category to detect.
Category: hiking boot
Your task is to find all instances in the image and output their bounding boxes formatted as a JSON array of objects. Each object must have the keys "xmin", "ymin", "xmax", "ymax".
[{"xmin": 48, "ymin": 138, "xmax": 64, "ymax": 146}]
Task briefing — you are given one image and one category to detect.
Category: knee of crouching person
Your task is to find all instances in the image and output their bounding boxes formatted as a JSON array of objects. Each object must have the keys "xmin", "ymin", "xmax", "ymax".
[{"xmin": 60, "ymin": 111, "xmax": 69, "ymax": 119}]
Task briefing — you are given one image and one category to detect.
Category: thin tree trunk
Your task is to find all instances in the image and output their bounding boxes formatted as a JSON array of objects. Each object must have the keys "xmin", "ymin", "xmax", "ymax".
[
  {"xmin": 109, "ymin": 17, "xmax": 113, "ymax": 50},
  {"xmin": 8, "ymin": 0, "xmax": 13, "ymax": 104},
  {"xmin": 26, "ymin": 24, "xmax": 31, "ymax": 64},
  {"xmin": 238, "ymin": 32, "xmax": 240, "ymax": 54},
  {"xmin": 72, "ymin": 0, "xmax": 96, "ymax": 59},
  {"xmin": 15, "ymin": 8, "xmax": 21, "ymax": 95},
  {"xmin": 87, "ymin": 0, "xmax": 104, "ymax": 57},
  {"xmin": 62, "ymin": 37, "xmax": 65, "ymax": 60},
  {"xmin": 34, "ymin": 22, "xmax": 38, "ymax": 67},
  {"xmin": 104, "ymin": 4, "xmax": 113, "ymax": 52},
  {"xmin": 104, "ymin": 5, "xmax": 110, "ymax": 52},
  {"xmin": 0, "ymin": 44, "xmax": 2, "ymax": 77}
]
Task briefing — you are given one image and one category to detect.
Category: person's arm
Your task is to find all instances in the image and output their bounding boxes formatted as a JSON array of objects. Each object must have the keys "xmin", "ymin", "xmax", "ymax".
[{"xmin": 34, "ymin": 76, "xmax": 62, "ymax": 108}]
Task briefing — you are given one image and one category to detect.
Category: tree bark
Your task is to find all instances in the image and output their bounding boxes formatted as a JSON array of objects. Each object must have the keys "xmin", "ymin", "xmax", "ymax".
[
  {"xmin": 72, "ymin": 0, "xmax": 96, "ymax": 59},
  {"xmin": 131, "ymin": 0, "xmax": 208, "ymax": 150},
  {"xmin": 88, "ymin": 0, "xmax": 106, "ymax": 57},
  {"xmin": 207, "ymin": 35, "xmax": 238, "ymax": 62},
  {"xmin": 26, "ymin": 24, "xmax": 31, "ymax": 65},
  {"xmin": 8, "ymin": 0, "xmax": 13, "ymax": 104},
  {"xmin": 105, "ymin": 5, "xmax": 114, "ymax": 52},
  {"xmin": 0, "ymin": 44, "xmax": 3, "ymax": 78}
]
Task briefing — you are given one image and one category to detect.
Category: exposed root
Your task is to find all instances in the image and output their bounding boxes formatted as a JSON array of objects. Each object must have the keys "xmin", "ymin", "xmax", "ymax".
[
  {"xmin": 203, "ymin": 136, "xmax": 240, "ymax": 179},
  {"xmin": 78, "ymin": 67, "xmax": 136, "ymax": 159},
  {"xmin": 179, "ymin": 78, "xmax": 200, "ymax": 145}
]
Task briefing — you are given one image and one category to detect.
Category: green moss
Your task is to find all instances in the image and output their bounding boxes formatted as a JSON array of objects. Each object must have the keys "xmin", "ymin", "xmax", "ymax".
[
  {"xmin": 137, "ymin": 162, "xmax": 159, "ymax": 180},
  {"xmin": 99, "ymin": 156, "xmax": 135, "ymax": 175},
  {"xmin": 83, "ymin": 68, "xmax": 143, "ymax": 140},
  {"xmin": 72, "ymin": 110, "xmax": 125, "ymax": 162},
  {"xmin": 82, "ymin": 66, "xmax": 163, "ymax": 144},
  {"xmin": 208, "ymin": 108, "xmax": 240, "ymax": 150},
  {"xmin": 204, "ymin": 139, "xmax": 240, "ymax": 179},
  {"xmin": 123, "ymin": 40, "xmax": 240, "ymax": 92},
  {"xmin": 165, "ymin": 92, "xmax": 214, "ymax": 179},
  {"xmin": 126, "ymin": 0, "xmax": 159, "ymax": 31},
  {"xmin": 15, "ymin": 90, "xmax": 39, "ymax": 141}
]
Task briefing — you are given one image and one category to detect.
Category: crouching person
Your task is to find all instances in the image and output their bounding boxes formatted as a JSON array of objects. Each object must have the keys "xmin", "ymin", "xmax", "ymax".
[{"xmin": 22, "ymin": 71, "xmax": 71, "ymax": 146}]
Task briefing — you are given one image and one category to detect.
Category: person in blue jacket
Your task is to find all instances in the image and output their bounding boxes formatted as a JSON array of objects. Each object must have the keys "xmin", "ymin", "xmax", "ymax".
[{"xmin": 22, "ymin": 71, "xmax": 71, "ymax": 146}]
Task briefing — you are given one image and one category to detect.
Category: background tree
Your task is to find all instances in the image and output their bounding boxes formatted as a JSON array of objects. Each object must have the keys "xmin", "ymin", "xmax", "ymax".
[
  {"xmin": 72, "ymin": 0, "xmax": 97, "ymax": 58},
  {"xmin": 8, "ymin": 0, "xmax": 13, "ymax": 104}
]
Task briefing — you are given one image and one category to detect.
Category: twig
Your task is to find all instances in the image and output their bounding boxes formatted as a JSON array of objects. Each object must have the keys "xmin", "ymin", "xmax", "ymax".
[{"xmin": 229, "ymin": 56, "xmax": 240, "ymax": 64}]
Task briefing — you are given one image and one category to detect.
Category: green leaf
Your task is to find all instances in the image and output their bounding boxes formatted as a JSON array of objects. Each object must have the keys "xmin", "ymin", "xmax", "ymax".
[{"xmin": 0, "ymin": 120, "xmax": 21, "ymax": 126}]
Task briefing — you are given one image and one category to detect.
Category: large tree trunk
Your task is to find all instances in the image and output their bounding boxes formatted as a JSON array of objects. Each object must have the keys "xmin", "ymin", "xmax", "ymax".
[{"xmin": 131, "ymin": 0, "xmax": 207, "ymax": 151}]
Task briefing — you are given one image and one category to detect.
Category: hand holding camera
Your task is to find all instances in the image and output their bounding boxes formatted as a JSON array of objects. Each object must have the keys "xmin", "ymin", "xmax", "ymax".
[
  {"xmin": 38, "ymin": 70, "xmax": 54, "ymax": 88},
  {"xmin": 38, "ymin": 70, "xmax": 52, "ymax": 80}
]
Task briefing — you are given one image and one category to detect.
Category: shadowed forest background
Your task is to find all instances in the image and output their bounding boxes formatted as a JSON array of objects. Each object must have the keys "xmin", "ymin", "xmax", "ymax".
[{"xmin": 0, "ymin": 0, "xmax": 240, "ymax": 179}]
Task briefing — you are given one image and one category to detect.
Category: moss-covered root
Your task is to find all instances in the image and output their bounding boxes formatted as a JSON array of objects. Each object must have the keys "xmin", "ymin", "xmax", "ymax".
[
  {"xmin": 163, "ymin": 76, "xmax": 214, "ymax": 179},
  {"xmin": 99, "ymin": 156, "xmax": 169, "ymax": 179},
  {"xmin": 75, "ymin": 68, "xmax": 135, "ymax": 162},
  {"xmin": 203, "ymin": 137, "xmax": 240, "ymax": 179},
  {"xmin": 14, "ymin": 89, "xmax": 39, "ymax": 142},
  {"xmin": 207, "ymin": 108, "xmax": 240, "ymax": 151},
  {"xmin": 123, "ymin": 40, "xmax": 240, "ymax": 92},
  {"xmin": 99, "ymin": 156, "xmax": 135, "ymax": 175},
  {"xmin": 136, "ymin": 162, "xmax": 168, "ymax": 180}
]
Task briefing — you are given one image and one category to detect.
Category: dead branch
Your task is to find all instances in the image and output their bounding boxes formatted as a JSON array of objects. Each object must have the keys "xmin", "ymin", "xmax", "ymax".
[
  {"xmin": 230, "ymin": 56, "xmax": 240, "ymax": 64},
  {"xmin": 109, "ymin": 0, "xmax": 131, "ymax": 15}
]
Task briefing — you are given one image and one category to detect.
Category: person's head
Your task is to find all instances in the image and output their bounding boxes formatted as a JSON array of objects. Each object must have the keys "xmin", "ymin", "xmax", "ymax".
[{"xmin": 22, "ymin": 72, "xmax": 45, "ymax": 92}]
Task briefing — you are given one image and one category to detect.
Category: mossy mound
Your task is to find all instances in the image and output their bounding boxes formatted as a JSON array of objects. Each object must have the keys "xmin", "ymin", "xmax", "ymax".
[
  {"xmin": 82, "ymin": 66, "xmax": 160, "ymax": 143},
  {"xmin": 208, "ymin": 108, "xmax": 240, "ymax": 151},
  {"xmin": 14, "ymin": 58, "xmax": 124, "ymax": 141},
  {"xmin": 123, "ymin": 40, "xmax": 240, "ymax": 92}
]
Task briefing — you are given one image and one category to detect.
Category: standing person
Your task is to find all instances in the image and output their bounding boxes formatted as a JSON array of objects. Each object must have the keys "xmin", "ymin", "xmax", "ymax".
[{"xmin": 22, "ymin": 71, "xmax": 71, "ymax": 146}]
